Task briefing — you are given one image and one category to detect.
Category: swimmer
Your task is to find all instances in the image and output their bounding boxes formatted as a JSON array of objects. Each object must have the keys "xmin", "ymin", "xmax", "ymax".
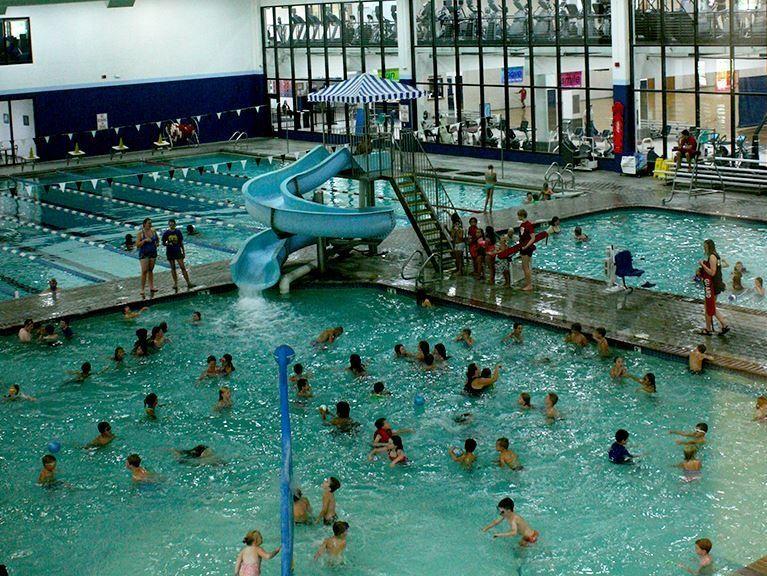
[
  {"xmin": 315, "ymin": 326, "xmax": 343, "ymax": 345},
  {"xmin": 150, "ymin": 326, "xmax": 164, "ymax": 350},
  {"xmin": 754, "ymin": 396, "xmax": 767, "ymax": 421},
  {"xmin": 573, "ymin": 226, "xmax": 589, "ymax": 241},
  {"xmin": 372, "ymin": 381, "xmax": 391, "ymax": 397},
  {"xmin": 347, "ymin": 354, "xmax": 366, "ymax": 377},
  {"xmin": 449, "ymin": 438, "xmax": 477, "ymax": 469},
  {"xmin": 755, "ymin": 277, "xmax": 765, "ymax": 297},
  {"xmin": 199, "ymin": 355, "xmax": 219, "ymax": 381},
  {"xmin": 394, "ymin": 343, "xmax": 411, "ymax": 358},
  {"xmin": 518, "ymin": 392, "xmax": 533, "ymax": 409},
  {"xmin": 676, "ymin": 446, "xmax": 702, "ymax": 472},
  {"xmin": 544, "ymin": 392, "xmax": 560, "ymax": 420},
  {"xmin": 592, "ymin": 327, "xmax": 610, "ymax": 357},
  {"xmin": 734, "ymin": 261, "xmax": 747, "ymax": 274},
  {"xmin": 215, "ymin": 386, "xmax": 233, "ymax": 411},
  {"xmin": 290, "ymin": 363, "xmax": 309, "ymax": 383},
  {"xmin": 524, "ymin": 191, "xmax": 535, "ymax": 204},
  {"xmin": 175, "ymin": 444, "xmax": 217, "ymax": 463},
  {"xmin": 547, "ymin": 216, "xmax": 561, "ymax": 235},
  {"xmin": 421, "ymin": 353, "xmax": 438, "ymax": 371},
  {"xmin": 627, "ymin": 372, "xmax": 657, "ymax": 394},
  {"xmin": 370, "ymin": 417, "xmax": 411, "ymax": 451},
  {"xmin": 39, "ymin": 324, "xmax": 59, "ymax": 344},
  {"xmin": 124, "ymin": 233, "xmax": 135, "ymax": 251},
  {"xmin": 678, "ymin": 538, "xmax": 714, "ymax": 575},
  {"xmin": 86, "ymin": 421, "xmax": 115, "ymax": 448},
  {"xmin": 144, "ymin": 392, "xmax": 159, "ymax": 420},
  {"xmin": 416, "ymin": 287, "xmax": 433, "ymax": 308},
  {"xmin": 296, "ymin": 378, "xmax": 313, "ymax": 398},
  {"xmin": 191, "ymin": 311, "xmax": 202, "ymax": 323},
  {"xmin": 67, "ymin": 362, "xmax": 92, "ymax": 383},
  {"xmin": 316, "ymin": 477, "xmax": 341, "ymax": 525},
  {"xmin": 123, "ymin": 305, "xmax": 148, "ymax": 320},
  {"xmin": 415, "ymin": 340, "xmax": 430, "ymax": 362},
  {"xmin": 455, "ymin": 328, "xmax": 475, "ymax": 347},
  {"xmin": 112, "ymin": 347, "xmax": 126, "ymax": 365},
  {"xmin": 483, "ymin": 497, "xmax": 539, "ymax": 546},
  {"xmin": 126, "ymin": 453, "xmax": 151, "ymax": 482},
  {"xmin": 38, "ymin": 454, "xmax": 57, "ymax": 485},
  {"xmin": 502, "ymin": 322, "xmax": 524, "ymax": 344},
  {"xmin": 3, "ymin": 384, "xmax": 36, "ymax": 402},
  {"xmin": 186, "ymin": 224, "xmax": 200, "ymax": 236},
  {"xmin": 293, "ymin": 489, "xmax": 313, "ymax": 524},
  {"xmin": 670, "ymin": 422, "xmax": 708, "ymax": 446},
  {"xmin": 453, "ymin": 412, "xmax": 474, "ymax": 425},
  {"xmin": 218, "ymin": 353, "xmax": 235, "ymax": 376},
  {"xmin": 132, "ymin": 329, "xmax": 150, "ymax": 357},
  {"xmin": 565, "ymin": 323, "xmax": 588, "ymax": 347},
  {"xmin": 433, "ymin": 343, "xmax": 450, "ymax": 361},
  {"xmin": 610, "ymin": 357, "xmax": 627, "ymax": 380},
  {"xmin": 689, "ymin": 344, "xmax": 711, "ymax": 373},
  {"xmin": 48, "ymin": 278, "xmax": 58, "ymax": 294},
  {"xmin": 608, "ymin": 429, "xmax": 637, "ymax": 464},
  {"xmin": 320, "ymin": 401, "xmax": 358, "ymax": 431},
  {"xmin": 59, "ymin": 319, "xmax": 74, "ymax": 339},
  {"xmin": 541, "ymin": 183, "xmax": 553, "ymax": 201},
  {"xmin": 464, "ymin": 364, "xmax": 501, "ymax": 396},
  {"xmin": 235, "ymin": 530, "xmax": 280, "ymax": 575},
  {"xmin": 18, "ymin": 318, "xmax": 34, "ymax": 342},
  {"xmin": 732, "ymin": 268, "xmax": 744, "ymax": 291},
  {"xmin": 496, "ymin": 437, "xmax": 522, "ymax": 470},
  {"xmin": 369, "ymin": 434, "xmax": 408, "ymax": 467},
  {"xmin": 314, "ymin": 520, "xmax": 349, "ymax": 562}
]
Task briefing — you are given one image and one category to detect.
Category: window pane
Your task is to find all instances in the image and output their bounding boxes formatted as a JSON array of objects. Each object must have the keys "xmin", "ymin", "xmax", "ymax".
[
  {"xmin": 588, "ymin": 46, "xmax": 612, "ymax": 89},
  {"xmin": 590, "ymin": 89, "xmax": 614, "ymax": 156},
  {"xmin": 634, "ymin": 0, "xmax": 661, "ymax": 43},
  {"xmin": 3, "ymin": 19, "xmax": 32, "ymax": 64},
  {"xmin": 665, "ymin": 92, "xmax": 695, "ymax": 155},
  {"xmin": 663, "ymin": 0, "xmax": 694, "ymax": 44},
  {"xmin": 415, "ymin": 0, "xmax": 435, "ymax": 44},
  {"xmin": 506, "ymin": 0, "xmax": 530, "ymax": 44}
]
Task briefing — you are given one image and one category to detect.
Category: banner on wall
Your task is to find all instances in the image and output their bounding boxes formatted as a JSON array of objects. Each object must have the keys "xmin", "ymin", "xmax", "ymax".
[
  {"xmin": 560, "ymin": 72, "xmax": 582, "ymax": 88},
  {"xmin": 279, "ymin": 80, "xmax": 293, "ymax": 97},
  {"xmin": 503, "ymin": 66, "xmax": 524, "ymax": 84},
  {"xmin": 96, "ymin": 113, "xmax": 109, "ymax": 130},
  {"xmin": 379, "ymin": 69, "xmax": 400, "ymax": 81}
]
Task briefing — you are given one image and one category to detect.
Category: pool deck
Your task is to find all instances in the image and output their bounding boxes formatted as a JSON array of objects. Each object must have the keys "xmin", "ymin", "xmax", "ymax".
[{"xmin": 736, "ymin": 555, "xmax": 767, "ymax": 576}]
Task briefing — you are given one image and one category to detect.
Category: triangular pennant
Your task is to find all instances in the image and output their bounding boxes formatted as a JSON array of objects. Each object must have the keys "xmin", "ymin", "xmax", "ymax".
[
  {"xmin": 181, "ymin": 167, "xmax": 189, "ymax": 178},
  {"xmin": 106, "ymin": 178, "xmax": 114, "ymax": 186},
  {"xmin": 226, "ymin": 162, "xmax": 232, "ymax": 171},
  {"xmin": 236, "ymin": 109, "xmax": 242, "ymax": 116},
  {"xmin": 156, "ymin": 121, "xmax": 162, "ymax": 128},
  {"xmin": 216, "ymin": 112, "xmax": 222, "ymax": 120},
  {"xmin": 55, "ymin": 183, "xmax": 64, "ymax": 191},
  {"xmin": 151, "ymin": 172, "xmax": 159, "ymax": 181},
  {"xmin": 197, "ymin": 167, "xmax": 205, "ymax": 175},
  {"xmin": 135, "ymin": 124, "xmax": 142, "ymax": 132},
  {"xmin": 332, "ymin": 146, "xmax": 337, "ymax": 152},
  {"xmin": 294, "ymin": 152, "xmax": 301, "ymax": 159},
  {"xmin": 194, "ymin": 116, "xmax": 201, "ymax": 122},
  {"xmin": 211, "ymin": 164, "xmax": 219, "ymax": 174},
  {"xmin": 241, "ymin": 159, "xmax": 248, "ymax": 168},
  {"xmin": 114, "ymin": 127, "xmax": 120, "ymax": 134},
  {"xmin": 25, "ymin": 184, "xmax": 33, "ymax": 196},
  {"xmin": 75, "ymin": 181, "xmax": 82, "ymax": 191},
  {"xmin": 255, "ymin": 158, "xmax": 261, "ymax": 166},
  {"xmin": 90, "ymin": 179, "xmax": 99, "ymax": 190},
  {"xmin": 137, "ymin": 174, "xmax": 144, "ymax": 184},
  {"xmin": 255, "ymin": 105, "xmax": 262, "ymax": 112},
  {"xmin": 267, "ymin": 156, "xmax": 273, "ymax": 164},
  {"xmin": 91, "ymin": 130, "xmax": 97, "ymax": 138},
  {"xmin": 175, "ymin": 118, "xmax": 181, "ymax": 124},
  {"xmin": 169, "ymin": 169, "xmax": 175, "ymax": 179},
  {"xmin": 44, "ymin": 136, "xmax": 50, "ymax": 144},
  {"xmin": 67, "ymin": 133, "xmax": 74, "ymax": 140}
]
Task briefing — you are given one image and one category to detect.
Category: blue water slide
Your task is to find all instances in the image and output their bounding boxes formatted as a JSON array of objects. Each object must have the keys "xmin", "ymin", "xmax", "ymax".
[{"xmin": 231, "ymin": 146, "xmax": 396, "ymax": 290}]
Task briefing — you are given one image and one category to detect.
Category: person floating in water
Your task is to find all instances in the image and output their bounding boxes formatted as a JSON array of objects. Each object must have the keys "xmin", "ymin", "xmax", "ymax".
[
  {"xmin": 688, "ymin": 344, "xmax": 711, "ymax": 374},
  {"xmin": 371, "ymin": 381, "xmax": 391, "ymax": 397},
  {"xmin": 123, "ymin": 305, "xmax": 149, "ymax": 320},
  {"xmin": 610, "ymin": 357, "xmax": 627, "ymax": 380},
  {"xmin": 502, "ymin": 322, "xmax": 524, "ymax": 344},
  {"xmin": 191, "ymin": 311, "xmax": 202, "ymax": 323},
  {"xmin": 314, "ymin": 520, "xmax": 349, "ymax": 563},
  {"xmin": 627, "ymin": 371, "xmax": 656, "ymax": 394},
  {"xmin": 455, "ymin": 328, "xmax": 475, "ymax": 347},
  {"xmin": 67, "ymin": 362, "xmax": 92, "ymax": 383},
  {"xmin": 544, "ymin": 392, "xmax": 560, "ymax": 420},
  {"xmin": 495, "ymin": 437, "xmax": 522, "ymax": 470},
  {"xmin": 669, "ymin": 422, "xmax": 708, "ymax": 446},
  {"xmin": 214, "ymin": 386, "xmax": 233, "ymax": 411},
  {"xmin": 320, "ymin": 401, "xmax": 358, "ymax": 432},
  {"xmin": 314, "ymin": 326, "xmax": 344, "ymax": 346},
  {"xmin": 482, "ymin": 497, "xmax": 539, "ymax": 546},
  {"xmin": 347, "ymin": 354, "xmax": 366, "ymax": 377},
  {"xmin": 573, "ymin": 226, "xmax": 589, "ymax": 242},
  {"xmin": 234, "ymin": 530, "xmax": 280, "ymax": 576},
  {"xmin": 518, "ymin": 392, "xmax": 533, "ymax": 410},
  {"xmin": 86, "ymin": 421, "xmax": 114, "ymax": 448},
  {"xmin": 126, "ymin": 453, "xmax": 151, "ymax": 482},
  {"xmin": 3, "ymin": 384, "xmax": 36, "ymax": 402},
  {"xmin": 38, "ymin": 454, "xmax": 57, "ymax": 485},
  {"xmin": 316, "ymin": 476, "xmax": 341, "ymax": 525},
  {"xmin": 678, "ymin": 538, "xmax": 714, "ymax": 575},
  {"xmin": 449, "ymin": 438, "xmax": 477, "ymax": 469},
  {"xmin": 293, "ymin": 488, "xmax": 313, "ymax": 524}
]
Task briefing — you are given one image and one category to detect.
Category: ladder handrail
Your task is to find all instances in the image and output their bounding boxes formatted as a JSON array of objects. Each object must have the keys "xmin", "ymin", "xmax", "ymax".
[{"xmin": 401, "ymin": 249, "xmax": 425, "ymax": 280}]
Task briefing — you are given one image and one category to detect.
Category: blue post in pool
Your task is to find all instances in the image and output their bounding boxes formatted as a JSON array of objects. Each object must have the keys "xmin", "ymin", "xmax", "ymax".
[{"xmin": 273, "ymin": 344, "xmax": 296, "ymax": 575}]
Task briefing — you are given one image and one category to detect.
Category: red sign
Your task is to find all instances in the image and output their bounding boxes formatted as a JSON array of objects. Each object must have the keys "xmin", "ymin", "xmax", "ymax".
[{"xmin": 560, "ymin": 71, "xmax": 582, "ymax": 88}]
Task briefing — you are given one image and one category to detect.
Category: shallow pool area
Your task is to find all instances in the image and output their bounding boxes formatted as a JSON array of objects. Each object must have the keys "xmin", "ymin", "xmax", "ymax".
[
  {"xmin": 534, "ymin": 209, "xmax": 767, "ymax": 309},
  {"xmin": 2, "ymin": 287, "xmax": 765, "ymax": 576}
]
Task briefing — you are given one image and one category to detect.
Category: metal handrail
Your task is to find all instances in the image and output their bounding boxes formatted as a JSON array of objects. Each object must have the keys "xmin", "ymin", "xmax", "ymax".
[
  {"xmin": 544, "ymin": 162, "xmax": 560, "ymax": 182},
  {"xmin": 229, "ymin": 131, "xmax": 248, "ymax": 142},
  {"xmin": 562, "ymin": 167, "xmax": 575, "ymax": 191},
  {"xmin": 416, "ymin": 252, "xmax": 440, "ymax": 288},
  {"xmin": 401, "ymin": 249, "xmax": 425, "ymax": 280}
]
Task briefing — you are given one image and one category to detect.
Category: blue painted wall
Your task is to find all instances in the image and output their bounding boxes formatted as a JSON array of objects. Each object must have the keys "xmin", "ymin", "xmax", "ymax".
[{"xmin": 10, "ymin": 73, "xmax": 271, "ymax": 161}]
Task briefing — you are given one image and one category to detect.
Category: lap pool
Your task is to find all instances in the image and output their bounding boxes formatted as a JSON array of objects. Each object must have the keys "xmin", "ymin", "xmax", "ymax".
[{"xmin": 1, "ymin": 287, "xmax": 765, "ymax": 576}]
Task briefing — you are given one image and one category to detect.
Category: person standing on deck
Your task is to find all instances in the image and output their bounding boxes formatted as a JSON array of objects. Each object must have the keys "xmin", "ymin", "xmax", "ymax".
[
  {"xmin": 483, "ymin": 165, "xmax": 497, "ymax": 213},
  {"xmin": 162, "ymin": 219, "xmax": 194, "ymax": 292}
]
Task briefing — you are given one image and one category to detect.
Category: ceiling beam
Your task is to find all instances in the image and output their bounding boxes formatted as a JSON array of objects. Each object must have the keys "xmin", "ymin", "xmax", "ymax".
[{"xmin": 0, "ymin": 0, "xmax": 136, "ymax": 13}]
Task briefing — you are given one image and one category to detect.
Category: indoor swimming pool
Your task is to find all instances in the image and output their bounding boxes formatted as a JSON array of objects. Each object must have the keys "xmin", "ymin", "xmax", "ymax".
[
  {"xmin": 535, "ymin": 209, "xmax": 767, "ymax": 309},
  {"xmin": 1, "ymin": 287, "xmax": 764, "ymax": 576}
]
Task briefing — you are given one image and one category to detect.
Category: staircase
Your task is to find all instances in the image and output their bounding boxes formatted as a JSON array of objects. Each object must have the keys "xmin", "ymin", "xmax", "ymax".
[{"xmin": 389, "ymin": 130, "xmax": 456, "ymax": 277}]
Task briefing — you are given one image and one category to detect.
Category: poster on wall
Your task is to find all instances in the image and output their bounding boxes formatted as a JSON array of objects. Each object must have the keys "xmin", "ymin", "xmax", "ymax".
[
  {"xmin": 399, "ymin": 103, "xmax": 410, "ymax": 124},
  {"xmin": 279, "ymin": 80, "xmax": 293, "ymax": 97},
  {"xmin": 96, "ymin": 113, "xmax": 109, "ymax": 130},
  {"xmin": 503, "ymin": 67, "xmax": 524, "ymax": 84},
  {"xmin": 379, "ymin": 69, "xmax": 400, "ymax": 81},
  {"xmin": 560, "ymin": 71, "xmax": 582, "ymax": 88}
]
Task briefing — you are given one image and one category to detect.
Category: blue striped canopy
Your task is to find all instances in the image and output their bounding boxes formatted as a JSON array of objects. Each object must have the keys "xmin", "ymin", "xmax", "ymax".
[{"xmin": 307, "ymin": 73, "xmax": 425, "ymax": 104}]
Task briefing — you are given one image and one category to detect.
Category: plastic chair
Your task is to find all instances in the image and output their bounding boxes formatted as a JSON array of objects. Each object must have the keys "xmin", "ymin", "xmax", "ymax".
[{"xmin": 614, "ymin": 250, "xmax": 644, "ymax": 289}]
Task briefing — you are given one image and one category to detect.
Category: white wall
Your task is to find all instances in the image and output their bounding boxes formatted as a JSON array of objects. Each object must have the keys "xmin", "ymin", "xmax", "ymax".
[{"xmin": 2, "ymin": 0, "xmax": 259, "ymax": 95}]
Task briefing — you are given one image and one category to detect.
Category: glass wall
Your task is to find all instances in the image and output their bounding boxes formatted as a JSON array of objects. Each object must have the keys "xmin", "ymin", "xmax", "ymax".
[
  {"xmin": 412, "ymin": 0, "xmax": 613, "ymax": 155},
  {"xmin": 1, "ymin": 18, "xmax": 32, "ymax": 65},
  {"xmin": 633, "ymin": 0, "xmax": 767, "ymax": 161},
  {"xmin": 263, "ymin": 1, "xmax": 399, "ymax": 136}
]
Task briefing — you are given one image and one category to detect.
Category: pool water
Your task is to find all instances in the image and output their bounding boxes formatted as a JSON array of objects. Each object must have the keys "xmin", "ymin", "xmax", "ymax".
[
  {"xmin": 535, "ymin": 209, "xmax": 767, "ymax": 310},
  {"xmin": 1, "ymin": 287, "xmax": 765, "ymax": 576}
]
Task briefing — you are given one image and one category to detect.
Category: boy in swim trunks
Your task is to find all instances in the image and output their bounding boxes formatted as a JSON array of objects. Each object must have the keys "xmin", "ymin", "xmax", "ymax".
[
  {"xmin": 449, "ymin": 438, "xmax": 477, "ymax": 469},
  {"xmin": 483, "ymin": 497, "xmax": 539, "ymax": 546},
  {"xmin": 293, "ymin": 489, "xmax": 313, "ymax": 524},
  {"xmin": 372, "ymin": 381, "xmax": 392, "ymax": 397},
  {"xmin": 315, "ymin": 327, "xmax": 343, "ymax": 345},
  {"xmin": 126, "ymin": 453, "xmax": 151, "ymax": 482},
  {"xmin": 518, "ymin": 392, "xmax": 533, "ymax": 409},
  {"xmin": 496, "ymin": 437, "xmax": 522, "ymax": 470},
  {"xmin": 314, "ymin": 520, "xmax": 349, "ymax": 562},
  {"xmin": 592, "ymin": 327, "xmax": 611, "ymax": 357},
  {"xmin": 38, "ymin": 454, "xmax": 57, "ymax": 485},
  {"xmin": 669, "ymin": 422, "xmax": 708, "ymax": 446},
  {"xmin": 679, "ymin": 538, "xmax": 714, "ymax": 575},
  {"xmin": 544, "ymin": 392, "xmax": 560, "ymax": 420},
  {"xmin": 86, "ymin": 421, "xmax": 115, "ymax": 448},
  {"xmin": 676, "ymin": 446, "xmax": 702, "ymax": 472},
  {"xmin": 296, "ymin": 378, "xmax": 313, "ymax": 398},
  {"xmin": 565, "ymin": 323, "xmax": 589, "ymax": 347},
  {"xmin": 688, "ymin": 344, "xmax": 711, "ymax": 373},
  {"xmin": 502, "ymin": 322, "xmax": 524, "ymax": 344},
  {"xmin": 317, "ymin": 477, "xmax": 341, "ymax": 525}
]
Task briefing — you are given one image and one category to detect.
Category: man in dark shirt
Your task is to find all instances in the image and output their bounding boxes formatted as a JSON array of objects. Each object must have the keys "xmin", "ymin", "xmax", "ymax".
[
  {"xmin": 609, "ymin": 429, "xmax": 634, "ymax": 464},
  {"xmin": 161, "ymin": 219, "xmax": 194, "ymax": 291}
]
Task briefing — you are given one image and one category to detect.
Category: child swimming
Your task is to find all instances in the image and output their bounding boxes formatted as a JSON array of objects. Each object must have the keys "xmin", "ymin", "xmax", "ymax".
[
  {"xmin": 296, "ymin": 378, "xmax": 313, "ymax": 398},
  {"xmin": 394, "ymin": 343, "xmax": 411, "ymax": 358},
  {"xmin": 628, "ymin": 371, "xmax": 656, "ymax": 394},
  {"xmin": 502, "ymin": 322, "xmax": 524, "ymax": 344},
  {"xmin": 573, "ymin": 226, "xmax": 589, "ymax": 241},
  {"xmin": 592, "ymin": 327, "xmax": 610, "ymax": 357},
  {"xmin": 3, "ymin": 384, "xmax": 36, "ymax": 402},
  {"xmin": 482, "ymin": 497, "xmax": 539, "ymax": 546},
  {"xmin": 371, "ymin": 381, "xmax": 391, "ymax": 397},
  {"xmin": 317, "ymin": 477, "xmax": 341, "ymax": 525},
  {"xmin": 544, "ymin": 392, "xmax": 560, "ymax": 420},
  {"xmin": 495, "ymin": 437, "xmax": 522, "ymax": 470},
  {"xmin": 608, "ymin": 429, "xmax": 636, "ymax": 464},
  {"xmin": 565, "ymin": 323, "xmax": 589, "ymax": 347},
  {"xmin": 86, "ymin": 421, "xmax": 114, "ymax": 448},
  {"xmin": 449, "ymin": 438, "xmax": 477, "ymax": 469},
  {"xmin": 38, "ymin": 454, "xmax": 57, "ymax": 485},
  {"xmin": 293, "ymin": 489, "xmax": 312, "ymax": 524},
  {"xmin": 314, "ymin": 520, "xmax": 349, "ymax": 563},
  {"xmin": 144, "ymin": 392, "xmax": 159, "ymax": 420},
  {"xmin": 198, "ymin": 355, "xmax": 219, "ymax": 381},
  {"xmin": 215, "ymin": 386, "xmax": 233, "ymax": 411},
  {"xmin": 676, "ymin": 446, "xmax": 702, "ymax": 472},
  {"xmin": 319, "ymin": 401, "xmax": 358, "ymax": 431},
  {"xmin": 610, "ymin": 357, "xmax": 627, "ymax": 380},
  {"xmin": 688, "ymin": 344, "xmax": 710, "ymax": 373},
  {"xmin": 369, "ymin": 435, "xmax": 408, "ymax": 467},
  {"xmin": 678, "ymin": 538, "xmax": 714, "ymax": 575},
  {"xmin": 315, "ymin": 326, "xmax": 344, "ymax": 345},
  {"xmin": 347, "ymin": 354, "xmax": 366, "ymax": 377},
  {"xmin": 754, "ymin": 396, "xmax": 767, "ymax": 421},
  {"xmin": 290, "ymin": 363, "xmax": 309, "ymax": 383},
  {"xmin": 126, "ymin": 453, "xmax": 151, "ymax": 482},
  {"xmin": 455, "ymin": 328, "xmax": 475, "ymax": 347},
  {"xmin": 669, "ymin": 422, "xmax": 708, "ymax": 446},
  {"xmin": 67, "ymin": 362, "xmax": 91, "ymax": 383},
  {"xmin": 518, "ymin": 392, "xmax": 533, "ymax": 409},
  {"xmin": 234, "ymin": 529, "xmax": 280, "ymax": 576}
]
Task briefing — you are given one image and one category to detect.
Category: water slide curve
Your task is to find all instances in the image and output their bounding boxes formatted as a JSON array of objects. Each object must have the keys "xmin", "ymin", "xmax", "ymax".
[{"xmin": 231, "ymin": 145, "xmax": 396, "ymax": 290}]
